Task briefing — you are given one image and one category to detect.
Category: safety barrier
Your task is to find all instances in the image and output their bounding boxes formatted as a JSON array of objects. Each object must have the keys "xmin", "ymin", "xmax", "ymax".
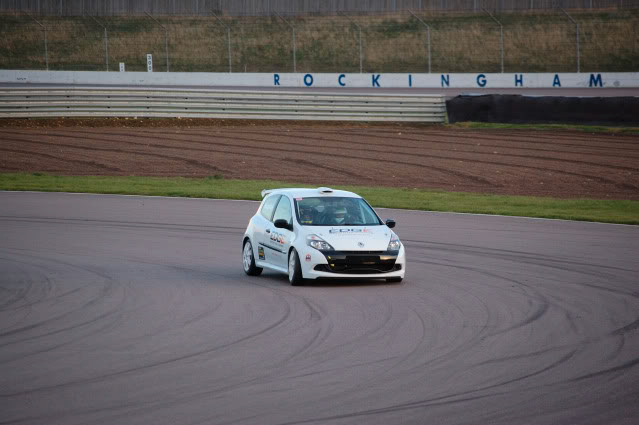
[{"xmin": 0, "ymin": 87, "xmax": 446, "ymax": 123}]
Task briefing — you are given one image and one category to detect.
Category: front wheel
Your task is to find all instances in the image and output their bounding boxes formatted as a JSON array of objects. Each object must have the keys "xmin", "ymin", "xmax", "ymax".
[
  {"xmin": 243, "ymin": 239, "xmax": 263, "ymax": 276},
  {"xmin": 288, "ymin": 249, "xmax": 305, "ymax": 286}
]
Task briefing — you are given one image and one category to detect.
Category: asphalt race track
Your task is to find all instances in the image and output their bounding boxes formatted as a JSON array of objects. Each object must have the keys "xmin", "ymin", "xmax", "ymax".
[{"xmin": 1, "ymin": 191, "xmax": 638, "ymax": 425}]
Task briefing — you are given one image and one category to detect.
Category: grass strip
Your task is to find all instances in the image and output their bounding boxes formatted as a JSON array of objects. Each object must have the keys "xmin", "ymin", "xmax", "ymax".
[{"xmin": 1, "ymin": 173, "xmax": 637, "ymax": 225}]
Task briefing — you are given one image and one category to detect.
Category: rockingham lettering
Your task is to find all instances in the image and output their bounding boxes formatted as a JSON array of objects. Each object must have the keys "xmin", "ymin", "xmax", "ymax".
[
  {"xmin": 48, "ymin": 71, "xmax": 630, "ymax": 89},
  {"xmin": 477, "ymin": 74, "xmax": 487, "ymax": 87},
  {"xmin": 553, "ymin": 74, "xmax": 561, "ymax": 87},
  {"xmin": 304, "ymin": 73, "xmax": 313, "ymax": 87},
  {"xmin": 589, "ymin": 73, "xmax": 603, "ymax": 87}
]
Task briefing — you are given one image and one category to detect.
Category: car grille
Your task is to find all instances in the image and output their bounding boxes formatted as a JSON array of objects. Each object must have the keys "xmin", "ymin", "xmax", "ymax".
[{"xmin": 315, "ymin": 250, "xmax": 400, "ymax": 274}]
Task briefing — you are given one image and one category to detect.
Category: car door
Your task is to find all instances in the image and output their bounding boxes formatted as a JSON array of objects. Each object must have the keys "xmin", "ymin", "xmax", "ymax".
[
  {"xmin": 269, "ymin": 195, "xmax": 294, "ymax": 269},
  {"xmin": 255, "ymin": 194, "xmax": 280, "ymax": 266}
]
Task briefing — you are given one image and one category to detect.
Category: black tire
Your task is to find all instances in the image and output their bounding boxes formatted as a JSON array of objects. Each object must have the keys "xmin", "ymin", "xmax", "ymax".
[
  {"xmin": 242, "ymin": 239, "xmax": 263, "ymax": 276},
  {"xmin": 386, "ymin": 277, "xmax": 403, "ymax": 283},
  {"xmin": 288, "ymin": 249, "xmax": 305, "ymax": 286}
]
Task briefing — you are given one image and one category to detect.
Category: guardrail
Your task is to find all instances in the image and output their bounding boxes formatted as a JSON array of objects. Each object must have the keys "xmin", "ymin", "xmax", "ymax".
[{"xmin": 0, "ymin": 87, "xmax": 446, "ymax": 123}]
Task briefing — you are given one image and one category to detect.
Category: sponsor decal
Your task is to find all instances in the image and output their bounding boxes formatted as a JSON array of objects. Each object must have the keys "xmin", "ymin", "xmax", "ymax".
[
  {"xmin": 270, "ymin": 231, "xmax": 286, "ymax": 244},
  {"xmin": 358, "ymin": 242, "xmax": 365, "ymax": 248},
  {"xmin": 305, "ymin": 254, "xmax": 312, "ymax": 262},
  {"xmin": 258, "ymin": 246, "xmax": 265, "ymax": 260},
  {"xmin": 329, "ymin": 228, "xmax": 373, "ymax": 234}
]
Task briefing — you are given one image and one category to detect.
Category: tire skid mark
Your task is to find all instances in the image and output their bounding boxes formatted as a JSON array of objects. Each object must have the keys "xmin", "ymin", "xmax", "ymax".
[
  {"xmin": 0, "ymin": 251, "xmax": 121, "ymax": 347},
  {"xmin": 87, "ymin": 281, "xmax": 340, "ymax": 418},
  {"xmin": 10, "ymin": 128, "xmax": 635, "ymax": 189},
  {"xmin": 0, "ymin": 135, "xmax": 225, "ymax": 174},
  {"xmin": 0, "ymin": 253, "xmax": 80, "ymax": 314},
  {"xmin": 272, "ymin": 351, "xmax": 580, "ymax": 425},
  {"xmin": 82, "ymin": 130, "xmax": 365, "ymax": 179},
  {"xmin": 612, "ymin": 318, "xmax": 639, "ymax": 336},
  {"xmin": 0, "ymin": 256, "xmax": 38, "ymax": 312},
  {"xmin": 410, "ymin": 258, "xmax": 552, "ymax": 339},
  {"xmin": 0, "ymin": 309, "xmax": 123, "ymax": 366},
  {"xmin": 405, "ymin": 240, "xmax": 637, "ymax": 280},
  {"xmin": 24, "ymin": 128, "xmax": 486, "ymax": 184},
  {"xmin": 173, "ymin": 130, "xmax": 635, "ymax": 188},
  {"xmin": 6, "ymin": 130, "xmax": 366, "ymax": 181},
  {"xmin": 293, "ymin": 129, "xmax": 639, "ymax": 172},
  {"xmin": 42, "ymin": 129, "xmax": 468, "ymax": 182},
  {"xmin": 245, "ymin": 127, "xmax": 639, "ymax": 159},
  {"xmin": 0, "ymin": 216, "xmax": 245, "ymax": 235},
  {"xmin": 0, "ymin": 147, "xmax": 122, "ymax": 172},
  {"xmin": 257, "ymin": 126, "xmax": 639, "ymax": 153},
  {"xmin": 173, "ymin": 132, "xmax": 495, "ymax": 186},
  {"xmin": 0, "ymin": 283, "xmax": 293, "ymax": 398},
  {"xmin": 363, "ymin": 128, "xmax": 639, "ymax": 147},
  {"xmin": 567, "ymin": 356, "xmax": 639, "ymax": 383}
]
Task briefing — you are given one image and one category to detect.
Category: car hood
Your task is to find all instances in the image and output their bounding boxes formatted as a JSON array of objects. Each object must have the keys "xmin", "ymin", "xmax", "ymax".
[{"xmin": 309, "ymin": 226, "xmax": 393, "ymax": 251}]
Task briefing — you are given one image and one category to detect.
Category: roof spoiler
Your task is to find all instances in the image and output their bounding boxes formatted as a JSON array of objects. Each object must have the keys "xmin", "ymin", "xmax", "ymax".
[{"xmin": 260, "ymin": 189, "xmax": 273, "ymax": 198}]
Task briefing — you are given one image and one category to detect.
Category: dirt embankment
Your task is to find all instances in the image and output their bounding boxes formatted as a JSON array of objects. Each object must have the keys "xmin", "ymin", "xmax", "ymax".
[{"xmin": 1, "ymin": 118, "xmax": 638, "ymax": 200}]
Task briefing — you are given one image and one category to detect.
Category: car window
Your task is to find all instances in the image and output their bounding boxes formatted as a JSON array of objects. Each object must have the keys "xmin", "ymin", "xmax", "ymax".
[
  {"xmin": 260, "ymin": 195, "xmax": 280, "ymax": 221},
  {"xmin": 272, "ymin": 196, "xmax": 292, "ymax": 224},
  {"xmin": 294, "ymin": 197, "xmax": 382, "ymax": 226}
]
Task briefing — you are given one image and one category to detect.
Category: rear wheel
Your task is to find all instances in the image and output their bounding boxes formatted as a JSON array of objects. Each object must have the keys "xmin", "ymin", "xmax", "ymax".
[
  {"xmin": 243, "ymin": 239, "xmax": 263, "ymax": 276},
  {"xmin": 386, "ymin": 277, "xmax": 403, "ymax": 283},
  {"xmin": 288, "ymin": 249, "xmax": 304, "ymax": 286}
]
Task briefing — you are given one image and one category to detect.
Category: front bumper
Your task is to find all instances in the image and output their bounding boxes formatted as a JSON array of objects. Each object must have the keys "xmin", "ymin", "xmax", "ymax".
[{"xmin": 299, "ymin": 245, "xmax": 406, "ymax": 280}]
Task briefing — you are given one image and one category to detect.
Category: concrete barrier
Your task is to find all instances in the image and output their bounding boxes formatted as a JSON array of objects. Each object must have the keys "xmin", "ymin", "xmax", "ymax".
[{"xmin": 2, "ymin": 70, "xmax": 638, "ymax": 89}]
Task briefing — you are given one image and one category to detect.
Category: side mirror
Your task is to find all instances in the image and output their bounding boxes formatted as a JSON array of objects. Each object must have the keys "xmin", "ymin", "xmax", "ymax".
[
  {"xmin": 385, "ymin": 219, "xmax": 396, "ymax": 229},
  {"xmin": 274, "ymin": 219, "xmax": 293, "ymax": 231}
]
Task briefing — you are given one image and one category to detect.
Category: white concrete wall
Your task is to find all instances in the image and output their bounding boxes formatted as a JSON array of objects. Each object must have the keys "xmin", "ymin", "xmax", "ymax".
[{"xmin": 2, "ymin": 70, "xmax": 638, "ymax": 89}]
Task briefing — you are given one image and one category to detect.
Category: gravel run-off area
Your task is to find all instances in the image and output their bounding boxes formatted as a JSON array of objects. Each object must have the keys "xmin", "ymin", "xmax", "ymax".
[{"xmin": 1, "ymin": 119, "xmax": 638, "ymax": 200}]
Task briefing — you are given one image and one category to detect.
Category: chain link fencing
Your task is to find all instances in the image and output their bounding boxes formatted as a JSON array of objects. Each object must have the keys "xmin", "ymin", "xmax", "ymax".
[
  {"xmin": 1, "ymin": 0, "xmax": 638, "ymax": 16},
  {"xmin": 0, "ymin": 9, "xmax": 636, "ymax": 73}
]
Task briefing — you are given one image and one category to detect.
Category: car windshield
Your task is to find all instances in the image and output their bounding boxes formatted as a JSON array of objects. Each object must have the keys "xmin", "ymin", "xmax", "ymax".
[{"xmin": 294, "ymin": 196, "xmax": 382, "ymax": 226}]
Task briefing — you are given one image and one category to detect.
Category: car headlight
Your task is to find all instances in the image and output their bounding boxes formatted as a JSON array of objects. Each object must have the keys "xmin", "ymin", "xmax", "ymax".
[
  {"xmin": 307, "ymin": 234, "xmax": 334, "ymax": 251},
  {"xmin": 387, "ymin": 234, "xmax": 401, "ymax": 252}
]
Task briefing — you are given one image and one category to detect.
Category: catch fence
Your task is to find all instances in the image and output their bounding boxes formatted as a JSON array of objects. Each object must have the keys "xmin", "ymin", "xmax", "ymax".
[
  {"xmin": 0, "ymin": 9, "xmax": 636, "ymax": 73},
  {"xmin": 1, "ymin": 0, "xmax": 637, "ymax": 16}
]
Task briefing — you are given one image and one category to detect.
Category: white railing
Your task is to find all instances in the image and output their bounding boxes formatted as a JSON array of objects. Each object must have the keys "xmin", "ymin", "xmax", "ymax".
[{"xmin": 0, "ymin": 87, "xmax": 446, "ymax": 123}]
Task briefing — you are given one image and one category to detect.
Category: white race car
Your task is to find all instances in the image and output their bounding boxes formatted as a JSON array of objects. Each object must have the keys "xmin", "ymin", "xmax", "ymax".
[{"xmin": 242, "ymin": 187, "xmax": 405, "ymax": 285}]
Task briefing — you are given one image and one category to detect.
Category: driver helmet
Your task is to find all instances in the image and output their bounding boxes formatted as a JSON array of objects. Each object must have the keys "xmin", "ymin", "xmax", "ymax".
[{"xmin": 334, "ymin": 207, "xmax": 347, "ymax": 223}]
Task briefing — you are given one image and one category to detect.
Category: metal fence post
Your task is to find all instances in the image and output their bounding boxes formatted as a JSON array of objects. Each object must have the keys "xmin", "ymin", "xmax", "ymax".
[
  {"xmin": 28, "ymin": 14, "xmax": 48, "ymax": 70},
  {"xmin": 483, "ymin": 8, "xmax": 504, "ymax": 73},
  {"xmin": 274, "ymin": 11, "xmax": 296, "ymax": 73},
  {"xmin": 338, "ymin": 12, "xmax": 363, "ymax": 73},
  {"xmin": 212, "ymin": 11, "xmax": 232, "ymax": 72},
  {"xmin": 408, "ymin": 9, "xmax": 431, "ymax": 73},
  {"xmin": 145, "ymin": 11, "xmax": 169, "ymax": 72},
  {"xmin": 88, "ymin": 14, "xmax": 109, "ymax": 71},
  {"xmin": 560, "ymin": 8, "xmax": 580, "ymax": 73}
]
